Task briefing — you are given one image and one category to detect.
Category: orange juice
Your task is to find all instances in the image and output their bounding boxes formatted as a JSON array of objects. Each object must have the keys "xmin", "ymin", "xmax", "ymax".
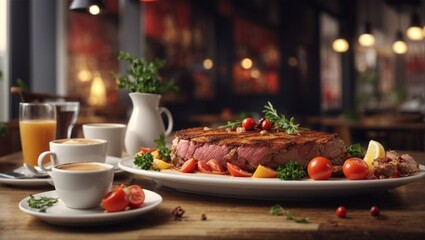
[{"xmin": 19, "ymin": 120, "xmax": 57, "ymax": 167}]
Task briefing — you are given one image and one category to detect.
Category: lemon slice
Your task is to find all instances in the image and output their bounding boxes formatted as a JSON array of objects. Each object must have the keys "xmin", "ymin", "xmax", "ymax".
[
  {"xmin": 363, "ymin": 140, "xmax": 385, "ymax": 171},
  {"xmin": 153, "ymin": 158, "xmax": 173, "ymax": 170},
  {"xmin": 253, "ymin": 165, "xmax": 277, "ymax": 178}
]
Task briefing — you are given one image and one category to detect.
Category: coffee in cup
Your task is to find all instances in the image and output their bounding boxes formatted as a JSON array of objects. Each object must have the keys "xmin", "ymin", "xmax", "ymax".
[
  {"xmin": 41, "ymin": 162, "xmax": 114, "ymax": 209},
  {"xmin": 37, "ymin": 138, "xmax": 107, "ymax": 170}
]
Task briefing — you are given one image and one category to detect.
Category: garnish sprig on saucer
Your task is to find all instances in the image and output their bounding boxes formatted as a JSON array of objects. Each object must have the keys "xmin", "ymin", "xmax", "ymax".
[{"xmin": 27, "ymin": 195, "xmax": 59, "ymax": 213}]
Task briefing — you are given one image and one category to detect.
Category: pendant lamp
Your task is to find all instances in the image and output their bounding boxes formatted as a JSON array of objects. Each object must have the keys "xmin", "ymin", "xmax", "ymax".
[
  {"xmin": 406, "ymin": 12, "xmax": 424, "ymax": 41},
  {"xmin": 358, "ymin": 0, "xmax": 376, "ymax": 47},
  {"xmin": 69, "ymin": 0, "xmax": 105, "ymax": 15}
]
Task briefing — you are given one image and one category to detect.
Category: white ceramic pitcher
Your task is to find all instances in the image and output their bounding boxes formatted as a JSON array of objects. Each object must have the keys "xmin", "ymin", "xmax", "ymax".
[{"xmin": 125, "ymin": 93, "xmax": 173, "ymax": 156}]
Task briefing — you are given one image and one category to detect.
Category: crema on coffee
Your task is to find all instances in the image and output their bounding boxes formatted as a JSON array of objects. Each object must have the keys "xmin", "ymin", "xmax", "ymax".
[
  {"xmin": 57, "ymin": 163, "xmax": 109, "ymax": 171},
  {"xmin": 60, "ymin": 139, "xmax": 100, "ymax": 145}
]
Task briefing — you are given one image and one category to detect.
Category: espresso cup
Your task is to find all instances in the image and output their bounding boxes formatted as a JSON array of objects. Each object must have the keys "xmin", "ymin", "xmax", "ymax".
[
  {"xmin": 41, "ymin": 162, "xmax": 114, "ymax": 209},
  {"xmin": 37, "ymin": 138, "xmax": 107, "ymax": 170},
  {"xmin": 82, "ymin": 123, "xmax": 126, "ymax": 157}
]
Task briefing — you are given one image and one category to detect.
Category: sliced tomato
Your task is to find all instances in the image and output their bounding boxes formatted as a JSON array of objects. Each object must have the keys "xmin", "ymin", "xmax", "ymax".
[
  {"xmin": 101, "ymin": 185, "xmax": 129, "ymax": 212},
  {"xmin": 207, "ymin": 159, "xmax": 226, "ymax": 174},
  {"xmin": 196, "ymin": 160, "xmax": 224, "ymax": 175},
  {"xmin": 226, "ymin": 162, "xmax": 252, "ymax": 177},
  {"xmin": 139, "ymin": 147, "xmax": 156, "ymax": 153},
  {"xmin": 197, "ymin": 160, "xmax": 212, "ymax": 173},
  {"xmin": 180, "ymin": 158, "xmax": 197, "ymax": 173},
  {"xmin": 126, "ymin": 185, "xmax": 145, "ymax": 208}
]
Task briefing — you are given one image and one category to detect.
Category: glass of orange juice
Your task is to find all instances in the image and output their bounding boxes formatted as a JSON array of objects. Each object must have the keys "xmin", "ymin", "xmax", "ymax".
[{"xmin": 19, "ymin": 103, "xmax": 57, "ymax": 172}]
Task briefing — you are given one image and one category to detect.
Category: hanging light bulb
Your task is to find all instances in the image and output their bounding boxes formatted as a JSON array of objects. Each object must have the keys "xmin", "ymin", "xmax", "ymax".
[
  {"xmin": 359, "ymin": 22, "xmax": 376, "ymax": 47},
  {"xmin": 332, "ymin": 38, "xmax": 349, "ymax": 53},
  {"xmin": 406, "ymin": 12, "xmax": 424, "ymax": 41},
  {"xmin": 69, "ymin": 0, "xmax": 105, "ymax": 15},
  {"xmin": 392, "ymin": 31, "xmax": 408, "ymax": 54}
]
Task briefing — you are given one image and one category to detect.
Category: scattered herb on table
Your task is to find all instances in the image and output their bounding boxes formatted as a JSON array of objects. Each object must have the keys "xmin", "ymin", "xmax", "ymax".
[
  {"xmin": 134, "ymin": 152, "xmax": 154, "ymax": 170},
  {"xmin": 347, "ymin": 143, "xmax": 364, "ymax": 158},
  {"xmin": 276, "ymin": 161, "xmax": 306, "ymax": 180},
  {"xmin": 27, "ymin": 195, "xmax": 59, "ymax": 213},
  {"xmin": 154, "ymin": 133, "xmax": 171, "ymax": 162},
  {"xmin": 270, "ymin": 204, "xmax": 310, "ymax": 223},
  {"xmin": 263, "ymin": 102, "xmax": 300, "ymax": 135}
]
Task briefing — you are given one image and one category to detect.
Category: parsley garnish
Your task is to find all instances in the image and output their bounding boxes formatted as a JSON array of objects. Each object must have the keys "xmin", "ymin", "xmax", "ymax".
[
  {"xmin": 347, "ymin": 143, "xmax": 364, "ymax": 158},
  {"xmin": 276, "ymin": 161, "xmax": 306, "ymax": 180},
  {"xmin": 134, "ymin": 152, "xmax": 154, "ymax": 170},
  {"xmin": 27, "ymin": 195, "xmax": 59, "ymax": 213},
  {"xmin": 263, "ymin": 101, "xmax": 300, "ymax": 135},
  {"xmin": 154, "ymin": 133, "xmax": 171, "ymax": 162},
  {"xmin": 271, "ymin": 204, "xmax": 310, "ymax": 223}
]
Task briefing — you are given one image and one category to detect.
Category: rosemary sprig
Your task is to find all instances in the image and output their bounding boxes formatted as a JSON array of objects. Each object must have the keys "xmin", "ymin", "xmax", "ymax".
[
  {"xmin": 219, "ymin": 119, "xmax": 242, "ymax": 129},
  {"xmin": 263, "ymin": 102, "xmax": 300, "ymax": 135},
  {"xmin": 27, "ymin": 195, "xmax": 59, "ymax": 213},
  {"xmin": 270, "ymin": 204, "xmax": 310, "ymax": 223}
]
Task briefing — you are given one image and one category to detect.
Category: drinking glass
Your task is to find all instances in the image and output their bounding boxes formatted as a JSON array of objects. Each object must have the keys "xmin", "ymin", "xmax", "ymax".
[
  {"xmin": 49, "ymin": 102, "xmax": 80, "ymax": 139},
  {"xmin": 19, "ymin": 103, "xmax": 57, "ymax": 172}
]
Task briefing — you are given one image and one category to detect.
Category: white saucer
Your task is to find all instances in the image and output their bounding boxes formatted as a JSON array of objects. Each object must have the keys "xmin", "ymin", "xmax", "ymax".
[
  {"xmin": 0, "ymin": 157, "xmax": 128, "ymax": 187},
  {"xmin": 19, "ymin": 189, "xmax": 162, "ymax": 226}
]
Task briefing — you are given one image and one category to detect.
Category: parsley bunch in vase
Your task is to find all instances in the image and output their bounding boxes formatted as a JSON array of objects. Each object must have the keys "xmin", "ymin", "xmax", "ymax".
[{"xmin": 114, "ymin": 51, "xmax": 179, "ymax": 156}]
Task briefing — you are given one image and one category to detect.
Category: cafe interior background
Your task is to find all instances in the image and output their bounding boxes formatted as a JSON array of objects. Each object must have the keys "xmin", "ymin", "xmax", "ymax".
[{"xmin": 0, "ymin": 0, "xmax": 424, "ymax": 156}]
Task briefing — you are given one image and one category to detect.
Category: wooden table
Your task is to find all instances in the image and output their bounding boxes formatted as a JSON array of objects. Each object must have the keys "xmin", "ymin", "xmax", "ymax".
[{"xmin": 1, "ymin": 152, "xmax": 425, "ymax": 240}]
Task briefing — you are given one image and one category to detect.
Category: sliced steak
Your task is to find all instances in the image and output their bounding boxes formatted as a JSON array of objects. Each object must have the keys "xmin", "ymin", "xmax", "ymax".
[{"xmin": 171, "ymin": 127, "xmax": 349, "ymax": 172}]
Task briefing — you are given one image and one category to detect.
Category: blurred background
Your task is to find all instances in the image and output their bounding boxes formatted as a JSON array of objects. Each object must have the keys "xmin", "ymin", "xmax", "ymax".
[{"xmin": 0, "ymin": 0, "xmax": 424, "ymax": 154}]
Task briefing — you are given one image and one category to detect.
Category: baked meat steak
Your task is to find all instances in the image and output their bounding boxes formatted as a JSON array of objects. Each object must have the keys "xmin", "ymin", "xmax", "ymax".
[
  {"xmin": 372, "ymin": 150, "xmax": 420, "ymax": 179},
  {"xmin": 171, "ymin": 127, "xmax": 349, "ymax": 172}
]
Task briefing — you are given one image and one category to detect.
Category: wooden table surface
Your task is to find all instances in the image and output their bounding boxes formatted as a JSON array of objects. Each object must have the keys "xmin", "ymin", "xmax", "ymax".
[{"xmin": 1, "ymin": 151, "xmax": 425, "ymax": 240}]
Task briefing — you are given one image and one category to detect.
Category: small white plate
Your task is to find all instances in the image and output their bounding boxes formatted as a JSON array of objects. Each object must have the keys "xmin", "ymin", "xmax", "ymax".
[
  {"xmin": 106, "ymin": 156, "xmax": 128, "ymax": 176},
  {"xmin": 119, "ymin": 158, "xmax": 425, "ymax": 200},
  {"xmin": 19, "ymin": 189, "xmax": 162, "ymax": 226},
  {"xmin": 0, "ymin": 157, "xmax": 128, "ymax": 187}
]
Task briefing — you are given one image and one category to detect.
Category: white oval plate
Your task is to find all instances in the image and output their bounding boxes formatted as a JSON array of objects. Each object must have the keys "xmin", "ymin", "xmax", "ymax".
[
  {"xmin": 19, "ymin": 189, "xmax": 162, "ymax": 226},
  {"xmin": 0, "ymin": 156, "xmax": 127, "ymax": 187},
  {"xmin": 119, "ymin": 158, "xmax": 425, "ymax": 200}
]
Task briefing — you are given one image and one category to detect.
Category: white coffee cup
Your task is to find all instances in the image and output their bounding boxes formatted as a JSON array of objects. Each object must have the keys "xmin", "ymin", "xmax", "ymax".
[
  {"xmin": 82, "ymin": 123, "xmax": 126, "ymax": 157},
  {"xmin": 39, "ymin": 161, "xmax": 114, "ymax": 209},
  {"xmin": 37, "ymin": 138, "xmax": 108, "ymax": 169}
]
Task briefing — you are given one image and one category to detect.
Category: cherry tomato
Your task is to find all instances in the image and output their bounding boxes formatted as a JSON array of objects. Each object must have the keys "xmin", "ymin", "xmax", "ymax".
[
  {"xmin": 101, "ymin": 185, "xmax": 129, "ymax": 212},
  {"xmin": 242, "ymin": 118, "xmax": 256, "ymax": 130},
  {"xmin": 180, "ymin": 158, "xmax": 197, "ymax": 173},
  {"xmin": 197, "ymin": 161, "xmax": 212, "ymax": 173},
  {"xmin": 307, "ymin": 156, "xmax": 333, "ymax": 180},
  {"xmin": 207, "ymin": 159, "xmax": 225, "ymax": 174},
  {"xmin": 370, "ymin": 206, "xmax": 380, "ymax": 216},
  {"xmin": 226, "ymin": 162, "xmax": 252, "ymax": 177},
  {"xmin": 261, "ymin": 119, "xmax": 272, "ymax": 130},
  {"xmin": 336, "ymin": 206, "xmax": 347, "ymax": 218},
  {"xmin": 197, "ymin": 160, "xmax": 225, "ymax": 175},
  {"xmin": 126, "ymin": 185, "xmax": 145, "ymax": 208},
  {"xmin": 343, "ymin": 158, "xmax": 370, "ymax": 180}
]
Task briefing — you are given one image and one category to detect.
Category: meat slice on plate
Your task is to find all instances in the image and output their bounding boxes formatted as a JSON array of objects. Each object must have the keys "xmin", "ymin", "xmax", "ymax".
[{"xmin": 171, "ymin": 127, "xmax": 349, "ymax": 172}]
